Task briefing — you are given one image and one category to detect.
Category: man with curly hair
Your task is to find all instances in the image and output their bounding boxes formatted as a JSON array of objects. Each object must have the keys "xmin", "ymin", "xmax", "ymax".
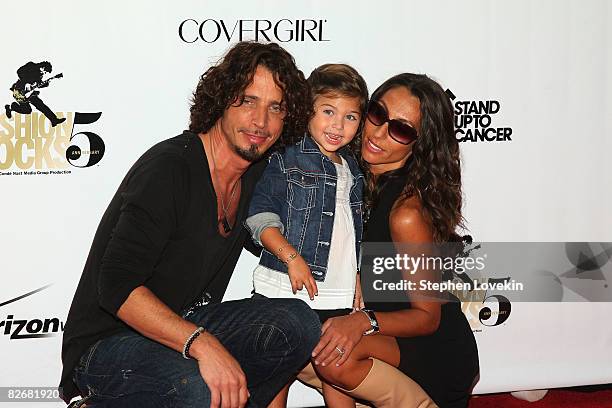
[{"xmin": 60, "ymin": 42, "xmax": 319, "ymax": 408}]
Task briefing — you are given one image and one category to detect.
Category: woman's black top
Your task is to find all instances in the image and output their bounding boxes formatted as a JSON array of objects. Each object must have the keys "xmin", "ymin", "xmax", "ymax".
[{"xmin": 363, "ymin": 175, "xmax": 479, "ymax": 408}]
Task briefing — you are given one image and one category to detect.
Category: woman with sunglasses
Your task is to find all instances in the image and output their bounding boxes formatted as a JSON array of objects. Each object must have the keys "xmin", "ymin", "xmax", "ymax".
[{"xmin": 308, "ymin": 73, "xmax": 479, "ymax": 408}]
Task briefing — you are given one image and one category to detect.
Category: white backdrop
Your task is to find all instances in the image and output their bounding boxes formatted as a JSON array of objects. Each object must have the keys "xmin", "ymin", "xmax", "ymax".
[{"xmin": 1, "ymin": 1, "xmax": 611, "ymax": 407}]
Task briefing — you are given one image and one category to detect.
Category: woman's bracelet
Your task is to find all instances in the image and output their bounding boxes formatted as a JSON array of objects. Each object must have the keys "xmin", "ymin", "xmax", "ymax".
[
  {"xmin": 182, "ymin": 326, "xmax": 205, "ymax": 359},
  {"xmin": 361, "ymin": 309, "xmax": 380, "ymax": 336}
]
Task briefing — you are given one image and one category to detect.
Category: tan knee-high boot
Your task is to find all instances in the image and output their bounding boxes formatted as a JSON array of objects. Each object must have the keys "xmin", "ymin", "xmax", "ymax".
[
  {"xmin": 297, "ymin": 362, "xmax": 324, "ymax": 391},
  {"xmin": 342, "ymin": 358, "xmax": 438, "ymax": 408},
  {"xmin": 297, "ymin": 363, "xmax": 372, "ymax": 408}
]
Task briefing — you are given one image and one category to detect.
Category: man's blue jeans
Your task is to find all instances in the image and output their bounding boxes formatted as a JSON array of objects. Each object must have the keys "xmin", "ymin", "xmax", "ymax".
[{"xmin": 72, "ymin": 297, "xmax": 321, "ymax": 407}]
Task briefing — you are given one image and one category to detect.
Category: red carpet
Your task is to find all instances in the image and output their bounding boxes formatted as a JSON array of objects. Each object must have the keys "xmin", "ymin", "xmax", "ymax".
[{"xmin": 469, "ymin": 387, "xmax": 612, "ymax": 408}]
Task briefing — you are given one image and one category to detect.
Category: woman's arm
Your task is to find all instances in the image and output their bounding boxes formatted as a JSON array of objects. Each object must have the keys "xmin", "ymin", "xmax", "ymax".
[
  {"xmin": 375, "ymin": 202, "xmax": 442, "ymax": 337},
  {"xmin": 312, "ymin": 200, "xmax": 442, "ymax": 367}
]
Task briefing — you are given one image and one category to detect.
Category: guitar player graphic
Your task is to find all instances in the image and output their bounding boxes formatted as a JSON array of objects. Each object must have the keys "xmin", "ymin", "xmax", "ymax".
[{"xmin": 4, "ymin": 61, "xmax": 65, "ymax": 127}]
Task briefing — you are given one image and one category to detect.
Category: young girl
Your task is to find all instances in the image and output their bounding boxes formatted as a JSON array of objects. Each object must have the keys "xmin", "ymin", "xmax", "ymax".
[{"xmin": 246, "ymin": 63, "xmax": 368, "ymax": 408}]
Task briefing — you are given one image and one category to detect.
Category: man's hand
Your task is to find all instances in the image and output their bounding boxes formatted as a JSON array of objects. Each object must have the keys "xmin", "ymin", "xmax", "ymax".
[
  {"xmin": 116, "ymin": 287, "xmax": 250, "ymax": 408},
  {"xmin": 191, "ymin": 332, "xmax": 250, "ymax": 408},
  {"xmin": 312, "ymin": 312, "xmax": 370, "ymax": 367},
  {"xmin": 287, "ymin": 255, "xmax": 318, "ymax": 300}
]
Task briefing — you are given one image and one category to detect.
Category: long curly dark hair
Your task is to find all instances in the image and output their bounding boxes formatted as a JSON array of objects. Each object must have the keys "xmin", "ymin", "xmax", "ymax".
[
  {"xmin": 188, "ymin": 41, "xmax": 311, "ymax": 150},
  {"xmin": 364, "ymin": 73, "xmax": 464, "ymax": 243}
]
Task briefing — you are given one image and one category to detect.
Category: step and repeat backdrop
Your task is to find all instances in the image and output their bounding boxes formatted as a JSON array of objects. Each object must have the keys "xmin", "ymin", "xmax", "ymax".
[{"xmin": 1, "ymin": 1, "xmax": 611, "ymax": 406}]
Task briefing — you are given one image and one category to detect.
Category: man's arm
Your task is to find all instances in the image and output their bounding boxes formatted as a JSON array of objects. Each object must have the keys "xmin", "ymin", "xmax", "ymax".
[
  {"xmin": 243, "ymin": 236, "xmax": 262, "ymax": 257},
  {"xmin": 117, "ymin": 286, "xmax": 249, "ymax": 408},
  {"xmin": 98, "ymin": 156, "xmax": 248, "ymax": 408}
]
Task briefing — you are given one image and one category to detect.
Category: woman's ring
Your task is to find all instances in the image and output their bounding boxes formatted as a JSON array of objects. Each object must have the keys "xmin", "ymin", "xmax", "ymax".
[{"xmin": 335, "ymin": 346, "xmax": 345, "ymax": 356}]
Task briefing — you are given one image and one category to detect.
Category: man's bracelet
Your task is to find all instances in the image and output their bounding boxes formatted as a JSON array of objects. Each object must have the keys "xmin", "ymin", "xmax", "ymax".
[{"xmin": 182, "ymin": 326, "xmax": 205, "ymax": 359}]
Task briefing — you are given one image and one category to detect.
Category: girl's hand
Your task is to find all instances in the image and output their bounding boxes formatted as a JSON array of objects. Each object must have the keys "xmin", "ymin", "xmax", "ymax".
[
  {"xmin": 353, "ymin": 273, "xmax": 364, "ymax": 311},
  {"xmin": 287, "ymin": 255, "xmax": 318, "ymax": 300}
]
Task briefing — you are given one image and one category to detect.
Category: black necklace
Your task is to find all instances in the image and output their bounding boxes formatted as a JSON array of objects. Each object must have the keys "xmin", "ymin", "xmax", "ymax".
[{"xmin": 210, "ymin": 140, "xmax": 239, "ymax": 233}]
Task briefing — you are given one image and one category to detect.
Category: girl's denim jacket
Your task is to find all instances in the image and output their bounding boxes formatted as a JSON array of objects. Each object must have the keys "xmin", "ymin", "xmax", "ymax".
[{"xmin": 245, "ymin": 136, "xmax": 364, "ymax": 282}]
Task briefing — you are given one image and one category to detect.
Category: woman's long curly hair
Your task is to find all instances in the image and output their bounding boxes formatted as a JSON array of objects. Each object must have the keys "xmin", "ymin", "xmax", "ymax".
[
  {"xmin": 364, "ymin": 73, "xmax": 464, "ymax": 243},
  {"xmin": 188, "ymin": 41, "xmax": 311, "ymax": 150}
]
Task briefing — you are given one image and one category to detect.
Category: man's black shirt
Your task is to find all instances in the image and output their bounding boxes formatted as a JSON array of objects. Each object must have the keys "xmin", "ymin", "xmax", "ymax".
[{"xmin": 60, "ymin": 131, "xmax": 266, "ymax": 401}]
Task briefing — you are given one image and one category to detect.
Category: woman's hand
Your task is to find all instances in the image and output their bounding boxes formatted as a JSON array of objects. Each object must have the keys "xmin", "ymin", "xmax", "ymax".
[
  {"xmin": 312, "ymin": 312, "xmax": 371, "ymax": 367},
  {"xmin": 287, "ymin": 255, "xmax": 318, "ymax": 300}
]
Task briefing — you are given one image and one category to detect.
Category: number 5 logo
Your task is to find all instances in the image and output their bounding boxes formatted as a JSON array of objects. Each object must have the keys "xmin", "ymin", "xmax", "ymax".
[
  {"xmin": 66, "ymin": 112, "xmax": 105, "ymax": 168},
  {"xmin": 479, "ymin": 294, "xmax": 512, "ymax": 326}
]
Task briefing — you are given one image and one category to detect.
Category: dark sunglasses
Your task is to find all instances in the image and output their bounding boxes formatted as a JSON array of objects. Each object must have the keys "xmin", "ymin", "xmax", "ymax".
[{"xmin": 366, "ymin": 101, "xmax": 418, "ymax": 145}]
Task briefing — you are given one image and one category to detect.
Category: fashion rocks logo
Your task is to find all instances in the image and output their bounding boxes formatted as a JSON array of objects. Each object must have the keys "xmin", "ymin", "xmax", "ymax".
[
  {"xmin": 445, "ymin": 89, "xmax": 513, "ymax": 143},
  {"xmin": 459, "ymin": 288, "xmax": 512, "ymax": 332},
  {"xmin": 1, "ymin": 60, "xmax": 105, "ymax": 176},
  {"xmin": 446, "ymin": 242, "xmax": 512, "ymax": 332}
]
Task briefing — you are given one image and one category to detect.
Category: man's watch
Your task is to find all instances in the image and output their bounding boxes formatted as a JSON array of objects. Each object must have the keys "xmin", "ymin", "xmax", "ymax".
[{"xmin": 361, "ymin": 309, "xmax": 379, "ymax": 336}]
